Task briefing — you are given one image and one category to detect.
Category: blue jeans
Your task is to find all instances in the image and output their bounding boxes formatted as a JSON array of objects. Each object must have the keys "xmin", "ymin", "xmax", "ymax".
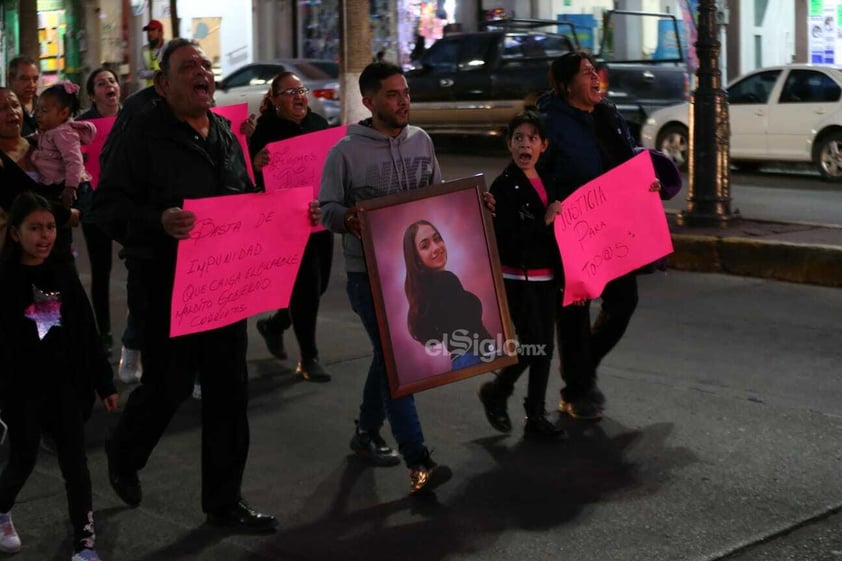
[
  {"xmin": 451, "ymin": 352, "xmax": 482, "ymax": 370},
  {"xmin": 346, "ymin": 273, "xmax": 427, "ymax": 468}
]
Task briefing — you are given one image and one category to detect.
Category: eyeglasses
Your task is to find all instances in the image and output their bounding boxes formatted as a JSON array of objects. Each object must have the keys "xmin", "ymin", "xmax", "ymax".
[{"xmin": 277, "ymin": 87, "xmax": 310, "ymax": 97}]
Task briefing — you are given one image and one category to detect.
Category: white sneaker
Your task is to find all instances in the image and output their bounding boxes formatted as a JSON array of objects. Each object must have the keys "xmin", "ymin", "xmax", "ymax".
[
  {"xmin": 0, "ymin": 511, "xmax": 21, "ymax": 553},
  {"xmin": 192, "ymin": 382, "xmax": 202, "ymax": 400},
  {"xmin": 118, "ymin": 347, "xmax": 142, "ymax": 384}
]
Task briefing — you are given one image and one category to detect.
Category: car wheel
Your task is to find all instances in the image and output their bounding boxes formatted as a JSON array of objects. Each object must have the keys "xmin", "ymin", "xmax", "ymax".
[
  {"xmin": 656, "ymin": 124, "xmax": 689, "ymax": 171},
  {"xmin": 815, "ymin": 132, "xmax": 842, "ymax": 182}
]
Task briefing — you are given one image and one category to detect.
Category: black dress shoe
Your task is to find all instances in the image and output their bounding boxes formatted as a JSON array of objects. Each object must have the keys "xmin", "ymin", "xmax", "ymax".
[
  {"xmin": 207, "ymin": 500, "xmax": 278, "ymax": 533},
  {"xmin": 106, "ymin": 441, "xmax": 141, "ymax": 507},
  {"xmin": 257, "ymin": 318, "xmax": 287, "ymax": 360}
]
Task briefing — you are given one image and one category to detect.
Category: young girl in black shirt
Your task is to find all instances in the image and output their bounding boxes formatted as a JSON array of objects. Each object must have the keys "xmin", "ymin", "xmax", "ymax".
[{"xmin": 0, "ymin": 192, "xmax": 117, "ymax": 561}]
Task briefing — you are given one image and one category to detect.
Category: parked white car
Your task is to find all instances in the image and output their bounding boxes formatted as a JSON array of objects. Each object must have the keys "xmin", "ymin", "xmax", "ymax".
[
  {"xmin": 213, "ymin": 59, "xmax": 341, "ymax": 126},
  {"xmin": 640, "ymin": 64, "xmax": 842, "ymax": 181}
]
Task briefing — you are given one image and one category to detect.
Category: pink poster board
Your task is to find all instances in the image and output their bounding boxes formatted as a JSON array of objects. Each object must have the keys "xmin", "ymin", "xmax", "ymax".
[
  {"xmin": 211, "ymin": 103, "xmax": 255, "ymax": 183},
  {"xmin": 262, "ymin": 125, "xmax": 348, "ymax": 233},
  {"xmin": 170, "ymin": 188, "xmax": 312, "ymax": 337},
  {"xmin": 80, "ymin": 116, "xmax": 116, "ymax": 189},
  {"xmin": 554, "ymin": 151, "xmax": 674, "ymax": 306}
]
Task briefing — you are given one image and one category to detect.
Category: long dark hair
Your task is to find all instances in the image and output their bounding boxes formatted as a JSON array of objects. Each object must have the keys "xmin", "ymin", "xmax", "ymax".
[
  {"xmin": 548, "ymin": 51, "xmax": 596, "ymax": 98},
  {"xmin": 404, "ymin": 219, "xmax": 442, "ymax": 342},
  {"xmin": 85, "ymin": 67, "xmax": 120, "ymax": 99},
  {"xmin": 1, "ymin": 192, "xmax": 55, "ymax": 263}
]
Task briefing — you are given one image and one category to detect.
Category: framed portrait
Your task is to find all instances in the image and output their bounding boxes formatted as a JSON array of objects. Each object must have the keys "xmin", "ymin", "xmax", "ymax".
[{"xmin": 359, "ymin": 175, "xmax": 518, "ymax": 398}]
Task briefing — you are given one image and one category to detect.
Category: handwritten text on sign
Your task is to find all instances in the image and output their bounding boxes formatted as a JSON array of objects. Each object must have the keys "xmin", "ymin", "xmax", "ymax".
[
  {"xmin": 554, "ymin": 151, "xmax": 673, "ymax": 306},
  {"xmin": 262, "ymin": 125, "xmax": 348, "ymax": 196},
  {"xmin": 211, "ymin": 103, "xmax": 255, "ymax": 184},
  {"xmin": 170, "ymin": 189, "xmax": 312, "ymax": 337},
  {"xmin": 80, "ymin": 115, "xmax": 116, "ymax": 189}
]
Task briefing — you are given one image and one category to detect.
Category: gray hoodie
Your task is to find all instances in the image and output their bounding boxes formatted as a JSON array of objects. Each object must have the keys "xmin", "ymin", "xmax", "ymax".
[{"xmin": 319, "ymin": 119, "xmax": 442, "ymax": 272}]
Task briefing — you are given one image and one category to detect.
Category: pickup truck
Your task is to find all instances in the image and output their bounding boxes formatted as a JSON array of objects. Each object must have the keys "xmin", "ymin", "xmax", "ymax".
[{"xmin": 405, "ymin": 12, "xmax": 690, "ymax": 140}]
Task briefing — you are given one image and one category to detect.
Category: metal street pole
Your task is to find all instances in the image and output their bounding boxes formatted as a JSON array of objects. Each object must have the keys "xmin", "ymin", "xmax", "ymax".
[{"xmin": 677, "ymin": 0, "xmax": 738, "ymax": 227}]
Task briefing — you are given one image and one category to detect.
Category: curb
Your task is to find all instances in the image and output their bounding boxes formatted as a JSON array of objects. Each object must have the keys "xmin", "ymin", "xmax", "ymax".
[{"xmin": 668, "ymin": 234, "xmax": 842, "ymax": 287}]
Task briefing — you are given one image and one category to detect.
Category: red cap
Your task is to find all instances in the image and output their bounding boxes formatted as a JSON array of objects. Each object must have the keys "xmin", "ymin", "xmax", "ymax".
[{"xmin": 143, "ymin": 19, "xmax": 163, "ymax": 32}]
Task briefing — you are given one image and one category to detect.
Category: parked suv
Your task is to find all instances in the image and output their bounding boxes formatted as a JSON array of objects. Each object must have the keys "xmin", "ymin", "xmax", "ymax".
[
  {"xmin": 406, "ymin": 22, "xmax": 575, "ymax": 135},
  {"xmin": 213, "ymin": 59, "xmax": 340, "ymax": 126},
  {"xmin": 406, "ymin": 14, "xmax": 688, "ymax": 139}
]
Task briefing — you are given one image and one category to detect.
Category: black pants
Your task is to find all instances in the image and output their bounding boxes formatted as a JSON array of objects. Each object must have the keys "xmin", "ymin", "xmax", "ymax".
[
  {"xmin": 261, "ymin": 231, "xmax": 333, "ymax": 360},
  {"xmin": 591, "ymin": 272, "xmax": 638, "ymax": 368},
  {"xmin": 80, "ymin": 222, "xmax": 113, "ymax": 336},
  {"xmin": 495, "ymin": 279, "xmax": 557, "ymax": 409},
  {"xmin": 556, "ymin": 272, "xmax": 639, "ymax": 401},
  {"xmin": 107, "ymin": 259, "xmax": 249, "ymax": 514},
  {"xmin": 0, "ymin": 389, "xmax": 95, "ymax": 551}
]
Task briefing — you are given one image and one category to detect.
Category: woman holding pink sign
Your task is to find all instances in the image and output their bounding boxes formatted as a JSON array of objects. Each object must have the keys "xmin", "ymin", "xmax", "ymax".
[
  {"xmin": 537, "ymin": 51, "xmax": 678, "ymax": 421},
  {"xmin": 248, "ymin": 71, "xmax": 334, "ymax": 383}
]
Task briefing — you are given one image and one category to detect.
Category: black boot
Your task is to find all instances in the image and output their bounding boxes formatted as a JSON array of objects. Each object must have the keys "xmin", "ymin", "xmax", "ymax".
[
  {"xmin": 478, "ymin": 381, "xmax": 512, "ymax": 432},
  {"xmin": 523, "ymin": 399, "xmax": 566, "ymax": 438}
]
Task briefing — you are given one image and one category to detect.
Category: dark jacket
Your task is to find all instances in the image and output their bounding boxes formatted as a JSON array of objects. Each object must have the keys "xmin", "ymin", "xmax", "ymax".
[
  {"xmin": 99, "ymin": 86, "xmax": 161, "ymax": 169},
  {"xmin": 248, "ymin": 109, "xmax": 329, "ymax": 190},
  {"xmin": 0, "ymin": 150, "xmax": 72, "ymax": 235},
  {"xmin": 21, "ymin": 95, "xmax": 38, "ymax": 137},
  {"xmin": 0, "ymin": 257, "xmax": 115, "ymax": 419},
  {"xmin": 93, "ymin": 100, "xmax": 255, "ymax": 264},
  {"xmin": 536, "ymin": 93, "xmax": 636, "ymax": 198},
  {"xmin": 410, "ymin": 270, "xmax": 491, "ymax": 353},
  {"xmin": 489, "ymin": 161, "xmax": 561, "ymax": 280}
]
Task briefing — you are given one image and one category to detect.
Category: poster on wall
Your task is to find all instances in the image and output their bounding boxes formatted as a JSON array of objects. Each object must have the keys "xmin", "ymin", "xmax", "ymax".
[{"xmin": 809, "ymin": 0, "xmax": 838, "ymax": 63}]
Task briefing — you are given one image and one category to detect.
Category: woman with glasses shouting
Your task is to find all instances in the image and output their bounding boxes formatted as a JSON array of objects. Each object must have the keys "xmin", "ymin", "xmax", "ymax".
[{"xmin": 248, "ymin": 72, "xmax": 335, "ymax": 383}]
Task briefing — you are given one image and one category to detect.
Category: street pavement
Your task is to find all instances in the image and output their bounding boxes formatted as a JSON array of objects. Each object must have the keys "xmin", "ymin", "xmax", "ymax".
[{"xmin": 1, "ymin": 171, "xmax": 841, "ymax": 560}]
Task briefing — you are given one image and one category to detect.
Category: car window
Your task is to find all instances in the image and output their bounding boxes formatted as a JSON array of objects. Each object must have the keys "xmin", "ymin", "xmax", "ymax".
[
  {"xmin": 459, "ymin": 37, "xmax": 491, "ymax": 70},
  {"xmin": 223, "ymin": 65, "xmax": 285, "ymax": 88},
  {"xmin": 728, "ymin": 70, "xmax": 781, "ymax": 104},
  {"xmin": 424, "ymin": 38, "xmax": 461, "ymax": 72},
  {"xmin": 499, "ymin": 33, "xmax": 571, "ymax": 69},
  {"xmin": 223, "ymin": 66, "xmax": 260, "ymax": 88},
  {"xmin": 538, "ymin": 33, "xmax": 574, "ymax": 57},
  {"xmin": 290, "ymin": 61, "xmax": 338, "ymax": 80},
  {"xmin": 779, "ymin": 69, "xmax": 841, "ymax": 103}
]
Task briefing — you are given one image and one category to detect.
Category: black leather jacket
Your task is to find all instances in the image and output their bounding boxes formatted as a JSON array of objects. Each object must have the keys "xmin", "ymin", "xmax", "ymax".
[
  {"xmin": 93, "ymin": 101, "xmax": 255, "ymax": 263},
  {"xmin": 490, "ymin": 161, "xmax": 562, "ymax": 281}
]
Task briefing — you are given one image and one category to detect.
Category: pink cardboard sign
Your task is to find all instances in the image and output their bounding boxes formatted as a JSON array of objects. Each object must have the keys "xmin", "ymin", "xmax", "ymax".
[
  {"xmin": 170, "ymin": 188, "xmax": 312, "ymax": 337},
  {"xmin": 554, "ymin": 151, "xmax": 674, "ymax": 306},
  {"xmin": 262, "ymin": 125, "xmax": 348, "ymax": 195},
  {"xmin": 80, "ymin": 116, "xmax": 116, "ymax": 189},
  {"xmin": 262, "ymin": 125, "xmax": 348, "ymax": 233},
  {"xmin": 211, "ymin": 103, "xmax": 255, "ymax": 183}
]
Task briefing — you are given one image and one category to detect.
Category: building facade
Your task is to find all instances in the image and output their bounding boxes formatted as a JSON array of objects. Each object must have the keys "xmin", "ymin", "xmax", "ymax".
[{"xmin": 0, "ymin": 1, "xmax": 833, "ymax": 101}]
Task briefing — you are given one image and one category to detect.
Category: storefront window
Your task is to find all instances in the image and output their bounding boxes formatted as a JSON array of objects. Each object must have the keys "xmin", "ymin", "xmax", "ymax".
[
  {"xmin": 301, "ymin": 0, "xmax": 340, "ymax": 61},
  {"xmin": 38, "ymin": 9, "xmax": 66, "ymax": 86}
]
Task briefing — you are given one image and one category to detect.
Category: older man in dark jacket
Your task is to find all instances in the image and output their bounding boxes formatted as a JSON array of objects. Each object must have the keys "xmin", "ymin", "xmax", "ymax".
[{"xmin": 93, "ymin": 38, "xmax": 277, "ymax": 533}]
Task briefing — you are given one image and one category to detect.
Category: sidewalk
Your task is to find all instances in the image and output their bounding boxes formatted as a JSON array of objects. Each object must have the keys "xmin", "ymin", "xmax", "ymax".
[{"xmin": 667, "ymin": 213, "xmax": 842, "ymax": 287}]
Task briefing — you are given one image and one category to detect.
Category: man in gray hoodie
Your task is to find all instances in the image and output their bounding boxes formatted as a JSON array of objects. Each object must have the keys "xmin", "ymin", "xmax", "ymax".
[{"xmin": 319, "ymin": 62, "xmax": 451, "ymax": 495}]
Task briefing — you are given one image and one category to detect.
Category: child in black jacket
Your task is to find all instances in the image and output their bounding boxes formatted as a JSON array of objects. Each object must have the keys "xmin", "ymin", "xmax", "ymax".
[
  {"xmin": 0, "ymin": 192, "xmax": 117, "ymax": 561},
  {"xmin": 477, "ymin": 110, "xmax": 565, "ymax": 438}
]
